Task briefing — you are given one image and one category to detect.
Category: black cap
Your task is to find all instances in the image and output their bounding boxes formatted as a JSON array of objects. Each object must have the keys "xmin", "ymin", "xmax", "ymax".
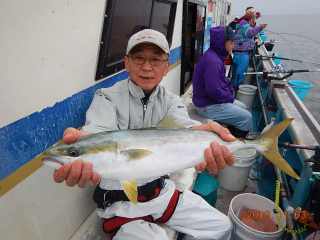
[{"xmin": 226, "ymin": 26, "xmax": 241, "ymax": 40}]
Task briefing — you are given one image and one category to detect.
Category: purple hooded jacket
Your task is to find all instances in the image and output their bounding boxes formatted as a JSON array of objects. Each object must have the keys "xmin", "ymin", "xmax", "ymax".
[{"xmin": 192, "ymin": 26, "xmax": 234, "ymax": 107}]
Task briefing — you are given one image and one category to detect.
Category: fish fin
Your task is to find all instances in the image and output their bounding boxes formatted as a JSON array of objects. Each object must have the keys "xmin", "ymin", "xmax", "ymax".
[
  {"xmin": 122, "ymin": 149, "xmax": 153, "ymax": 160},
  {"xmin": 121, "ymin": 181, "xmax": 138, "ymax": 205},
  {"xmin": 256, "ymin": 118, "xmax": 300, "ymax": 180},
  {"xmin": 257, "ymin": 118, "xmax": 294, "ymax": 140},
  {"xmin": 156, "ymin": 115, "xmax": 187, "ymax": 129}
]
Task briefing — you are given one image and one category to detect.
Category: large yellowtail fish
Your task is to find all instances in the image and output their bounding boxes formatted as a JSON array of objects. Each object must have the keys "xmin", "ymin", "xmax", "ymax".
[{"xmin": 42, "ymin": 116, "xmax": 299, "ymax": 205}]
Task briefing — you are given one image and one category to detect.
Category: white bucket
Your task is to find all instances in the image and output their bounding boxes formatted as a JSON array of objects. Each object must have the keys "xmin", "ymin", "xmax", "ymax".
[
  {"xmin": 237, "ymin": 89, "xmax": 256, "ymax": 110},
  {"xmin": 217, "ymin": 149, "xmax": 256, "ymax": 191},
  {"xmin": 242, "ymin": 68, "xmax": 254, "ymax": 85},
  {"xmin": 239, "ymin": 84, "xmax": 257, "ymax": 93},
  {"xmin": 228, "ymin": 193, "xmax": 286, "ymax": 240}
]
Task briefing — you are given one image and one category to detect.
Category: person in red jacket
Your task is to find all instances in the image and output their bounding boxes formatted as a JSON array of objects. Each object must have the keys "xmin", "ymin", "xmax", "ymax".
[
  {"xmin": 253, "ymin": 12, "xmax": 262, "ymax": 27},
  {"xmin": 256, "ymin": 12, "xmax": 262, "ymax": 19}
]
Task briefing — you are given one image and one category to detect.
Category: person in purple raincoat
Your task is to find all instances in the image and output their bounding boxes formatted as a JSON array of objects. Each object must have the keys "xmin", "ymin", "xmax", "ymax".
[{"xmin": 192, "ymin": 26, "xmax": 252, "ymax": 138}]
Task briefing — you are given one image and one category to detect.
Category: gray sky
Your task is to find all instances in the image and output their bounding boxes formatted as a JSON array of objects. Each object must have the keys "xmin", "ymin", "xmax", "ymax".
[{"xmin": 231, "ymin": 0, "xmax": 320, "ymax": 15}]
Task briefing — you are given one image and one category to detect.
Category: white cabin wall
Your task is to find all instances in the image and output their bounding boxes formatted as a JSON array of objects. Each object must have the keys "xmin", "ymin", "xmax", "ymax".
[
  {"xmin": 0, "ymin": 0, "xmax": 106, "ymax": 128},
  {"xmin": 0, "ymin": 164, "xmax": 96, "ymax": 240},
  {"xmin": 160, "ymin": 0, "xmax": 183, "ymax": 96},
  {"xmin": 170, "ymin": 0, "xmax": 183, "ymax": 51},
  {"xmin": 162, "ymin": 65, "xmax": 181, "ymax": 95},
  {"xmin": 0, "ymin": 1, "xmax": 105, "ymax": 239}
]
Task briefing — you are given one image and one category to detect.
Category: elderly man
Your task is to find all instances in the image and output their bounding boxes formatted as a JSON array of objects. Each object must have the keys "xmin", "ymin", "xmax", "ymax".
[{"xmin": 53, "ymin": 29, "xmax": 235, "ymax": 240}]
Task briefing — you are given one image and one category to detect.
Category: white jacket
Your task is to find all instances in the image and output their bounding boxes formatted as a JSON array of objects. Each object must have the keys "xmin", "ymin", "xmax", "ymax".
[{"xmin": 83, "ymin": 77, "xmax": 201, "ymax": 133}]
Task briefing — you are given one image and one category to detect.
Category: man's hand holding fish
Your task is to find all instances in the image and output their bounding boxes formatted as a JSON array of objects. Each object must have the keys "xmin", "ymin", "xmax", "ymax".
[
  {"xmin": 191, "ymin": 121, "xmax": 236, "ymax": 173},
  {"xmin": 53, "ymin": 127, "xmax": 100, "ymax": 188}
]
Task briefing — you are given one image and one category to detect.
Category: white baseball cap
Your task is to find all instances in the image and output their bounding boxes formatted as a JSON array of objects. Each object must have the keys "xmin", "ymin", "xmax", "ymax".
[{"xmin": 126, "ymin": 29, "xmax": 170, "ymax": 56}]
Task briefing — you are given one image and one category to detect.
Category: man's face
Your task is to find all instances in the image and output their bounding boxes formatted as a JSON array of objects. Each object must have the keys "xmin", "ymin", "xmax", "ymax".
[
  {"xmin": 124, "ymin": 43, "xmax": 170, "ymax": 93},
  {"xmin": 225, "ymin": 39, "xmax": 234, "ymax": 53}
]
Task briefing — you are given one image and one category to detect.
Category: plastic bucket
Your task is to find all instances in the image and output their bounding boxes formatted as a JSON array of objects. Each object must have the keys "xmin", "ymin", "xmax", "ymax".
[
  {"xmin": 261, "ymin": 35, "xmax": 267, "ymax": 42},
  {"xmin": 217, "ymin": 149, "xmax": 256, "ymax": 191},
  {"xmin": 237, "ymin": 85, "xmax": 257, "ymax": 109},
  {"xmin": 289, "ymin": 80, "xmax": 313, "ymax": 100},
  {"xmin": 242, "ymin": 68, "xmax": 254, "ymax": 84},
  {"xmin": 192, "ymin": 172, "xmax": 219, "ymax": 207},
  {"xmin": 265, "ymin": 43, "xmax": 274, "ymax": 51},
  {"xmin": 260, "ymin": 31, "xmax": 265, "ymax": 35},
  {"xmin": 228, "ymin": 193, "xmax": 286, "ymax": 240},
  {"xmin": 272, "ymin": 55, "xmax": 283, "ymax": 65},
  {"xmin": 239, "ymin": 84, "xmax": 257, "ymax": 93}
]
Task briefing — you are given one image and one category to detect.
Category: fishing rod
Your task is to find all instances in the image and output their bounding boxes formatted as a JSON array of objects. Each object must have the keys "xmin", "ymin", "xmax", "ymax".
[
  {"xmin": 245, "ymin": 69, "xmax": 320, "ymax": 75},
  {"xmin": 255, "ymin": 40, "xmax": 320, "ymax": 52},
  {"xmin": 255, "ymin": 54, "xmax": 320, "ymax": 66},
  {"xmin": 244, "ymin": 69, "xmax": 320, "ymax": 81},
  {"xmin": 278, "ymin": 142, "xmax": 318, "ymax": 151},
  {"xmin": 262, "ymin": 29, "xmax": 293, "ymax": 49},
  {"xmin": 279, "ymin": 143, "xmax": 320, "ymax": 175},
  {"xmin": 263, "ymin": 31, "xmax": 320, "ymax": 45}
]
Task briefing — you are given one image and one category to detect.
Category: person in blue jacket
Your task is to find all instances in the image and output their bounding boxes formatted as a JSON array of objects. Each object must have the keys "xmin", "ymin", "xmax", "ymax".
[
  {"xmin": 232, "ymin": 11, "xmax": 267, "ymax": 87},
  {"xmin": 192, "ymin": 26, "xmax": 252, "ymax": 138}
]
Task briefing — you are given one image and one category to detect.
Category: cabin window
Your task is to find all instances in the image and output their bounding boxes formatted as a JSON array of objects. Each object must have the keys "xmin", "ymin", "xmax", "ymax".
[{"xmin": 95, "ymin": 0, "xmax": 177, "ymax": 80}]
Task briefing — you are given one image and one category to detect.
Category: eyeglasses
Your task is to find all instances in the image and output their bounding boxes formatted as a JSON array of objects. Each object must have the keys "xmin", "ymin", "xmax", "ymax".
[{"xmin": 127, "ymin": 55, "xmax": 168, "ymax": 66}]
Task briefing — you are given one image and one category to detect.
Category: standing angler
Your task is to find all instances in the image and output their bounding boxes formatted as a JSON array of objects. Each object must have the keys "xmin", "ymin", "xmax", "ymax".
[
  {"xmin": 52, "ymin": 29, "xmax": 236, "ymax": 240},
  {"xmin": 232, "ymin": 11, "xmax": 267, "ymax": 88}
]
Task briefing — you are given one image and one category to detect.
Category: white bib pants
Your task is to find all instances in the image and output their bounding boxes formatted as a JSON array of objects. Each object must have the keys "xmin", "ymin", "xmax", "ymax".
[{"xmin": 98, "ymin": 180, "xmax": 231, "ymax": 240}]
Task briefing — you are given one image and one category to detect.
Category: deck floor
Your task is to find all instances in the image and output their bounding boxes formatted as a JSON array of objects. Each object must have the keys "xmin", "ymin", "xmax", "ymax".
[{"xmin": 215, "ymin": 177, "xmax": 258, "ymax": 215}]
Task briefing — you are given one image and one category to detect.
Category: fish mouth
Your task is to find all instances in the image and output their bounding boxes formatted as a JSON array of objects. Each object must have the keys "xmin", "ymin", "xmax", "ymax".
[{"xmin": 42, "ymin": 157, "xmax": 64, "ymax": 170}]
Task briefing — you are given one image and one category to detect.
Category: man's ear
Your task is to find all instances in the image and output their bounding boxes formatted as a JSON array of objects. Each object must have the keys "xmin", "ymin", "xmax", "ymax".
[
  {"xmin": 163, "ymin": 60, "xmax": 170, "ymax": 76},
  {"xmin": 124, "ymin": 56, "xmax": 130, "ymax": 73}
]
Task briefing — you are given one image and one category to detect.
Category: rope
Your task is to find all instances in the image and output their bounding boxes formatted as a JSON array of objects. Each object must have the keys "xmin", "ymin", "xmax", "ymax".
[{"xmin": 274, "ymin": 170, "xmax": 307, "ymax": 234}]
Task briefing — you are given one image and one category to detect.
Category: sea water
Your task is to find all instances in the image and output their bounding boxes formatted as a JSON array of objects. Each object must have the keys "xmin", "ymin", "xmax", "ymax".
[{"xmin": 232, "ymin": 14, "xmax": 320, "ymax": 125}]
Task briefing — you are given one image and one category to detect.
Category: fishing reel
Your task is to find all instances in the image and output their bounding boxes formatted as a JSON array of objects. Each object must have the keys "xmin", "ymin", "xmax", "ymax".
[
  {"xmin": 304, "ymin": 146, "xmax": 320, "ymax": 225},
  {"xmin": 262, "ymin": 69, "xmax": 293, "ymax": 82},
  {"xmin": 305, "ymin": 145, "xmax": 320, "ymax": 174},
  {"xmin": 278, "ymin": 144, "xmax": 320, "ymax": 227}
]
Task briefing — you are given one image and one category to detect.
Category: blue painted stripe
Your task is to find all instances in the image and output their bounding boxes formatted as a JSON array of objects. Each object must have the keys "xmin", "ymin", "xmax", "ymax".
[
  {"xmin": 0, "ymin": 47, "xmax": 181, "ymax": 181},
  {"xmin": 204, "ymin": 28, "xmax": 210, "ymax": 39},
  {"xmin": 169, "ymin": 46, "xmax": 181, "ymax": 67}
]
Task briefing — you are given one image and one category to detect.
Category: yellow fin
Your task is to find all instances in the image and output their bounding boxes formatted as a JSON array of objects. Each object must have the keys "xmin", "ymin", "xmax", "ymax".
[
  {"xmin": 156, "ymin": 115, "xmax": 187, "ymax": 129},
  {"xmin": 122, "ymin": 149, "xmax": 153, "ymax": 160},
  {"xmin": 121, "ymin": 181, "xmax": 138, "ymax": 205},
  {"xmin": 256, "ymin": 118, "xmax": 300, "ymax": 180}
]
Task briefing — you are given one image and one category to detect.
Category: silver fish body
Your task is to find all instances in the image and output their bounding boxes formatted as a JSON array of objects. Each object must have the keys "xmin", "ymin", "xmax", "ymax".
[
  {"xmin": 43, "ymin": 128, "xmax": 266, "ymax": 182},
  {"xmin": 42, "ymin": 116, "xmax": 299, "ymax": 204}
]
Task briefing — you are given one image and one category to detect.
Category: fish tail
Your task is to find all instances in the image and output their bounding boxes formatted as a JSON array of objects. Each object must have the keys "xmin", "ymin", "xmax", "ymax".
[{"xmin": 256, "ymin": 118, "xmax": 300, "ymax": 179}]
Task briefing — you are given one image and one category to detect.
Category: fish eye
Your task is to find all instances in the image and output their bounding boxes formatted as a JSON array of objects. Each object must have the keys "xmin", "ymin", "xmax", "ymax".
[{"xmin": 69, "ymin": 150, "xmax": 79, "ymax": 157}]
